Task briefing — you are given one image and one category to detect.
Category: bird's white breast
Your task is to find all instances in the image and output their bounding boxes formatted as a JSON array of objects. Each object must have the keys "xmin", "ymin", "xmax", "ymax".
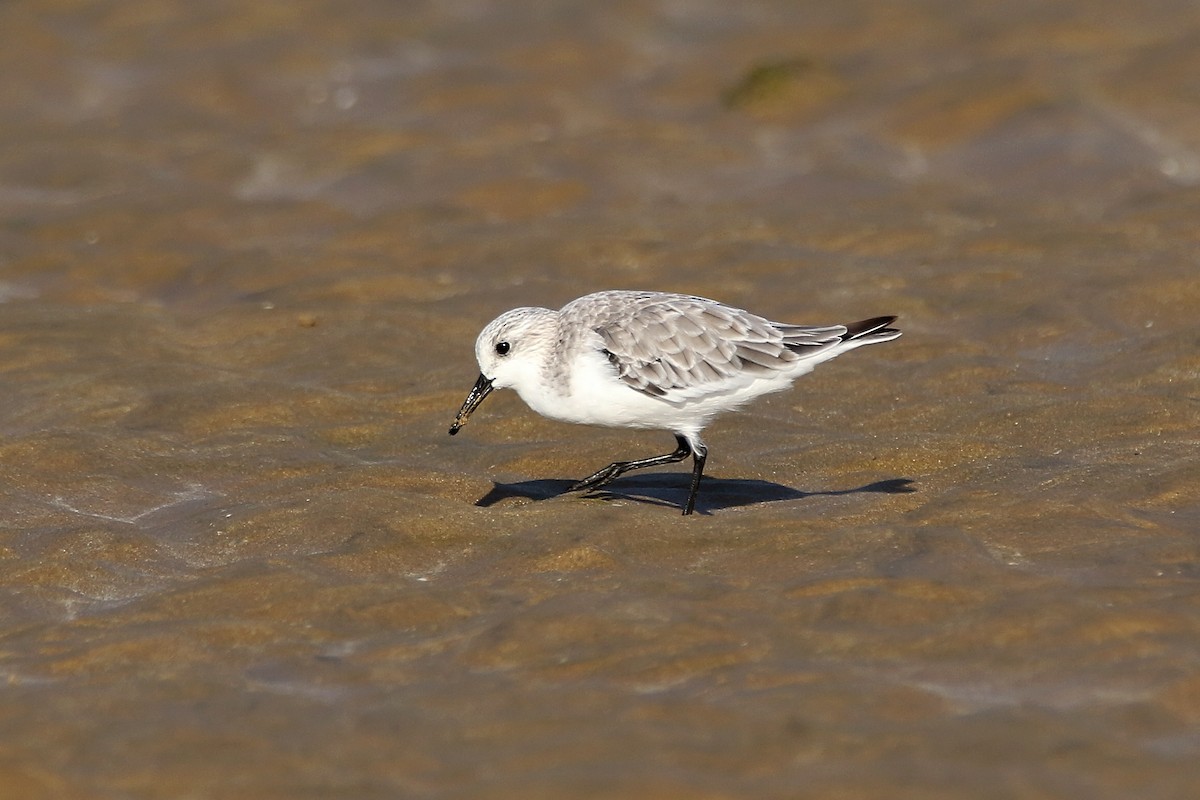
[{"xmin": 511, "ymin": 344, "xmax": 811, "ymax": 437}]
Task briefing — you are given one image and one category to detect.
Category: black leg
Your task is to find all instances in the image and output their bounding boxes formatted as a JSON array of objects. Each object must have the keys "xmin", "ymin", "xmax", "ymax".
[
  {"xmin": 569, "ymin": 434, "xmax": 692, "ymax": 493},
  {"xmin": 682, "ymin": 442, "xmax": 707, "ymax": 516}
]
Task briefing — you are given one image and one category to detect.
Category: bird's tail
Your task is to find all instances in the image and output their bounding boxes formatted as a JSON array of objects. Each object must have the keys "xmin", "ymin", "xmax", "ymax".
[
  {"xmin": 778, "ymin": 315, "xmax": 900, "ymax": 369},
  {"xmin": 840, "ymin": 316, "xmax": 901, "ymax": 347}
]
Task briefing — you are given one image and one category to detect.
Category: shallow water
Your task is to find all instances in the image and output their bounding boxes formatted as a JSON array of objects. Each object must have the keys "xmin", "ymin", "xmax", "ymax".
[{"xmin": 3, "ymin": 1, "xmax": 1200, "ymax": 797}]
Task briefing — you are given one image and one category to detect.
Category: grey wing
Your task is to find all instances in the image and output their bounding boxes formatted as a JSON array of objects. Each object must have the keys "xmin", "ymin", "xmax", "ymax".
[{"xmin": 589, "ymin": 295, "xmax": 847, "ymax": 400}]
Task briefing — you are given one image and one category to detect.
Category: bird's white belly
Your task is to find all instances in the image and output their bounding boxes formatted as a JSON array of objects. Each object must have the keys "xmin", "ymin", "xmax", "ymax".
[
  {"xmin": 513, "ymin": 348, "xmax": 804, "ymax": 435},
  {"xmin": 515, "ymin": 350, "xmax": 667, "ymax": 429}
]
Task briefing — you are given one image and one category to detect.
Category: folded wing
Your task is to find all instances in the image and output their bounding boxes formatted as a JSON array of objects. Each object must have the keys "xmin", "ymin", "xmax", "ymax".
[{"xmin": 579, "ymin": 293, "xmax": 849, "ymax": 402}]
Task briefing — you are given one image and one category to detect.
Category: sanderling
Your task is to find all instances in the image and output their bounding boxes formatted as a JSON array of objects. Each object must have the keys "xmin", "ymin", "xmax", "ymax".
[{"xmin": 449, "ymin": 290, "xmax": 900, "ymax": 515}]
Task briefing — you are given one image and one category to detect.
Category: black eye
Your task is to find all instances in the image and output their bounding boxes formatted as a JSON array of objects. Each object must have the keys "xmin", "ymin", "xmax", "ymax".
[{"xmin": 495, "ymin": 341, "xmax": 510, "ymax": 356}]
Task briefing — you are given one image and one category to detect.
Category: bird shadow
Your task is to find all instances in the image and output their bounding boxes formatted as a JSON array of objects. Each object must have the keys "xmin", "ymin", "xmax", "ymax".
[{"xmin": 474, "ymin": 475, "xmax": 916, "ymax": 514}]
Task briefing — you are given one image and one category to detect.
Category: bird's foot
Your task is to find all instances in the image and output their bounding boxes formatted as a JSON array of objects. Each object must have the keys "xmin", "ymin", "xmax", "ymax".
[{"xmin": 567, "ymin": 463, "xmax": 627, "ymax": 492}]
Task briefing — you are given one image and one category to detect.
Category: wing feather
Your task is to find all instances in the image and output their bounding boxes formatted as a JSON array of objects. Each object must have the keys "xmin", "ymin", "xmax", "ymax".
[{"xmin": 568, "ymin": 292, "xmax": 844, "ymax": 401}]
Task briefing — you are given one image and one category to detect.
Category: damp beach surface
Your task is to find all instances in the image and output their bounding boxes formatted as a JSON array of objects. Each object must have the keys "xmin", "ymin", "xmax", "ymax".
[{"xmin": 2, "ymin": 1, "xmax": 1200, "ymax": 797}]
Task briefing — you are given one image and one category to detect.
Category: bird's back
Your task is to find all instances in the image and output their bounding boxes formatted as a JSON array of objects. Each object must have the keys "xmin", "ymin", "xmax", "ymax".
[{"xmin": 560, "ymin": 291, "xmax": 866, "ymax": 404}]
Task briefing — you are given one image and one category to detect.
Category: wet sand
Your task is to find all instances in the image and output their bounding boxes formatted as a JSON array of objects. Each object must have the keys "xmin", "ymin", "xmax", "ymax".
[{"xmin": 2, "ymin": 1, "xmax": 1199, "ymax": 797}]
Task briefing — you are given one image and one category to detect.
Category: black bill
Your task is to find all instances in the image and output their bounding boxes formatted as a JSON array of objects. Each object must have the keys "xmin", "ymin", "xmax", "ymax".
[{"xmin": 448, "ymin": 373, "xmax": 495, "ymax": 435}]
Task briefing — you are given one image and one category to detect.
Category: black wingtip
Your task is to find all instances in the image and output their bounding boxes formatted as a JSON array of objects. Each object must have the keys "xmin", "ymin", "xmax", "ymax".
[{"xmin": 842, "ymin": 316, "xmax": 899, "ymax": 340}]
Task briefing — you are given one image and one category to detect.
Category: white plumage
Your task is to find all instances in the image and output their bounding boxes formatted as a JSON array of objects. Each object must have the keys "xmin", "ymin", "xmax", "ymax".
[{"xmin": 450, "ymin": 290, "xmax": 900, "ymax": 515}]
